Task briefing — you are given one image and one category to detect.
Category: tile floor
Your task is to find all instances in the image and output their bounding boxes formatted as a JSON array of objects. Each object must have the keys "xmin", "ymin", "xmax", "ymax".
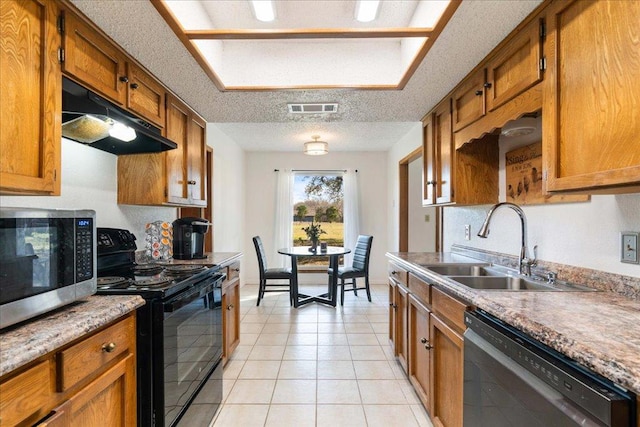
[{"xmin": 207, "ymin": 283, "xmax": 433, "ymax": 427}]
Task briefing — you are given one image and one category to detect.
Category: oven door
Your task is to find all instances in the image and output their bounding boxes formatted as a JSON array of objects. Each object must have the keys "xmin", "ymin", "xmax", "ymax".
[{"xmin": 162, "ymin": 274, "xmax": 223, "ymax": 427}]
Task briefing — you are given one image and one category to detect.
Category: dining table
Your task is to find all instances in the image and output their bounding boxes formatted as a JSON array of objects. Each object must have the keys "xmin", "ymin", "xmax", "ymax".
[{"xmin": 277, "ymin": 246, "xmax": 351, "ymax": 308}]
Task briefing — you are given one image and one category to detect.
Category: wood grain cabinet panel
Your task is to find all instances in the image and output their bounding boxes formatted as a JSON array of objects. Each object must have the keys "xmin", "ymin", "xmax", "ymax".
[
  {"xmin": 395, "ymin": 282, "xmax": 409, "ymax": 373},
  {"xmin": 408, "ymin": 294, "xmax": 431, "ymax": 411},
  {"xmin": 222, "ymin": 266, "xmax": 241, "ymax": 364},
  {"xmin": 187, "ymin": 113, "xmax": 207, "ymax": 206},
  {"xmin": 422, "ymin": 118, "xmax": 435, "ymax": 205},
  {"xmin": 62, "ymin": 9, "xmax": 127, "ymax": 105},
  {"xmin": 485, "ymin": 17, "xmax": 543, "ymax": 112},
  {"xmin": 452, "ymin": 69, "xmax": 486, "ymax": 132},
  {"xmin": 543, "ymin": 0, "xmax": 640, "ymax": 193},
  {"xmin": 0, "ymin": 0, "xmax": 61, "ymax": 195},
  {"xmin": 126, "ymin": 62, "xmax": 166, "ymax": 128},
  {"xmin": 0, "ymin": 360, "xmax": 52, "ymax": 426},
  {"xmin": 166, "ymin": 94, "xmax": 190, "ymax": 205},
  {"xmin": 434, "ymin": 99, "xmax": 454, "ymax": 205}
]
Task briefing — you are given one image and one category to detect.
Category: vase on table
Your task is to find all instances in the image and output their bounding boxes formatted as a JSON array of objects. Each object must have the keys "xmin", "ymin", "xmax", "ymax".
[{"xmin": 309, "ymin": 238, "xmax": 319, "ymax": 253}]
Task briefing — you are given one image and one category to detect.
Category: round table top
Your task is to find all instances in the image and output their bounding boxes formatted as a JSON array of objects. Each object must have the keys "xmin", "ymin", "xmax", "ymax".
[{"xmin": 278, "ymin": 246, "xmax": 351, "ymax": 257}]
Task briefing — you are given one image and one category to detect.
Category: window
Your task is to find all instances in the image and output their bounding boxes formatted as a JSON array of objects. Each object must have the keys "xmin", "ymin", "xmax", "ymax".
[{"xmin": 292, "ymin": 172, "xmax": 344, "ymax": 268}]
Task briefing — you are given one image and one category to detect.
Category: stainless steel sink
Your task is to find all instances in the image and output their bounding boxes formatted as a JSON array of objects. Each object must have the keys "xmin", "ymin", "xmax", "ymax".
[
  {"xmin": 426, "ymin": 265, "xmax": 499, "ymax": 277},
  {"xmin": 448, "ymin": 275, "xmax": 596, "ymax": 292}
]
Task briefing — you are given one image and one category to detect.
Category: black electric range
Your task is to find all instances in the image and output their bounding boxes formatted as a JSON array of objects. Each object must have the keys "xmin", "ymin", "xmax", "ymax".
[{"xmin": 96, "ymin": 228, "xmax": 224, "ymax": 427}]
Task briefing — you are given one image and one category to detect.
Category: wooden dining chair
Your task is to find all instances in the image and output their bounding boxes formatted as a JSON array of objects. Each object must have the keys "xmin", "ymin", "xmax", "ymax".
[
  {"xmin": 252, "ymin": 236, "xmax": 294, "ymax": 306},
  {"xmin": 328, "ymin": 235, "xmax": 373, "ymax": 305}
]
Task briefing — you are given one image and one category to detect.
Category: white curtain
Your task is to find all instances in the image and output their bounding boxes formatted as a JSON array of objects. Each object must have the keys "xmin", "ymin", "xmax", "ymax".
[
  {"xmin": 273, "ymin": 169, "xmax": 293, "ymax": 268},
  {"xmin": 342, "ymin": 169, "xmax": 360, "ymax": 266}
]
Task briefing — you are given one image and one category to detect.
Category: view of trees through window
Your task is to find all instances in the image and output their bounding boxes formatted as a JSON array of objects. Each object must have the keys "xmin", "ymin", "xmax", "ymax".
[{"xmin": 293, "ymin": 173, "xmax": 344, "ymax": 266}]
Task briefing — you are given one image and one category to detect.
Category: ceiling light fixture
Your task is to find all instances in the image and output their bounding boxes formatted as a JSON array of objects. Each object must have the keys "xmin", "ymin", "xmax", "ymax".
[
  {"xmin": 355, "ymin": 0, "xmax": 380, "ymax": 22},
  {"xmin": 251, "ymin": 0, "xmax": 275, "ymax": 22},
  {"xmin": 304, "ymin": 135, "xmax": 329, "ymax": 156}
]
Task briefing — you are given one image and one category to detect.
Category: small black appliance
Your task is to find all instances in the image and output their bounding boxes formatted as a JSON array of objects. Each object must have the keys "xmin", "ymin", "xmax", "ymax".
[{"xmin": 172, "ymin": 217, "xmax": 209, "ymax": 260}]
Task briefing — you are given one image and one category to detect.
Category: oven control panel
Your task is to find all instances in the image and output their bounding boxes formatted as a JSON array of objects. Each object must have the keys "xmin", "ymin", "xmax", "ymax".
[{"xmin": 97, "ymin": 228, "xmax": 137, "ymax": 254}]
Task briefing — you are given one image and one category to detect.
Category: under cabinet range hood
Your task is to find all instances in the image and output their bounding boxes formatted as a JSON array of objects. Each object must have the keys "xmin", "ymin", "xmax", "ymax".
[{"xmin": 62, "ymin": 77, "xmax": 177, "ymax": 155}]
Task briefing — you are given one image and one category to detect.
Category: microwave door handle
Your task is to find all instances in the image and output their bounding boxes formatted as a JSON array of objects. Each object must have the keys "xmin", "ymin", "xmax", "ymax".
[{"xmin": 165, "ymin": 282, "xmax": 214, "ymax": 312}]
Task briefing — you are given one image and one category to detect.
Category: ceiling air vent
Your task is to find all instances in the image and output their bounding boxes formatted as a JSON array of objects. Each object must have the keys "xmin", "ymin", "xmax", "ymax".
[{"xmin": 287, "ymin": 103, "xmax": 339, "ymax": 114}]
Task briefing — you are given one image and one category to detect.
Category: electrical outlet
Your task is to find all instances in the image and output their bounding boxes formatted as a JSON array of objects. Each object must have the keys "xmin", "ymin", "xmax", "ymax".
[
  {"xmin": 621, "ymin": 232, "xmax": 639, "ymax": 264},
  {"xmin": 424, "ymin": 214, "xmax": 430, "ymax": 222},
  {"xmin": 464, "ymin": 225, "xmax": 471, "ymax": 241}
]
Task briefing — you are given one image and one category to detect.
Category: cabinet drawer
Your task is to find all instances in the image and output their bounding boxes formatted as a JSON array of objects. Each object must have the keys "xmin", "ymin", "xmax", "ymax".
[
  {"xmin": 408, "ymin": 274, "xmax": 431, "ymax": 306},
  {"xmin": 388, "ymin": 263, "xmax": 408, "ymax": 286},
  {"xmin": 0, "ymin": 360, "xmax": 52, "ymax": 426},
  {"xmin": 432, "ymin": 287, "xmax": 468, "ymax": 334},
  {"xmin": 226, "ymin": 262, "xmax": 241, "ymax": 283},
  {"xmin": 57, "ymin": 315, "xmax": 135, "ymax": 392}
]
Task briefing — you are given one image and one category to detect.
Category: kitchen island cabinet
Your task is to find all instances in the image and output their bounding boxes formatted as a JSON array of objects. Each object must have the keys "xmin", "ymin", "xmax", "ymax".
[
  {"xmin": 0, "ymin": 0, "xmax": 61, "ymax": 195},
  {"xmin": 0, "ymin": 296, "xmax": 143, "ymax": 426},
  {"xmin": 388, "ymin": 262, "xmax": 409, "ymax": 373},
  {"xmin": 222, "ymin": 261, "xmax": 241, "ymax": 364}
]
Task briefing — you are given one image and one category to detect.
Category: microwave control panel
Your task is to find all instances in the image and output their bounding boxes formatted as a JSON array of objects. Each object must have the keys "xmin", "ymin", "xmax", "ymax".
[{"xmin": 75, "ymin": 218, "xmax": 94, "ymax": 281}]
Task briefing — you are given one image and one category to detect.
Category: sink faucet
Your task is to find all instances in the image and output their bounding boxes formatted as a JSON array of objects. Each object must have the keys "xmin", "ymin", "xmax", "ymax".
[{"xmin": 477, "ymin": 202, "xmax": 537, "ymax": 276}]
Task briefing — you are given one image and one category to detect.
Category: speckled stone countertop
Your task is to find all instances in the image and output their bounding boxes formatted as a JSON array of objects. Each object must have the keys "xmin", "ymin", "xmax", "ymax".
[
  {"xmin": 137, "ymin": 252, "xmax": 242, "ymax": 268},
  {"xmin": 0, "ymin": 295, "xmax": 144, "ymax": 377},
  {"xmin": 387, "ymin": 251, "xmax": 640, "ymax": 395}
]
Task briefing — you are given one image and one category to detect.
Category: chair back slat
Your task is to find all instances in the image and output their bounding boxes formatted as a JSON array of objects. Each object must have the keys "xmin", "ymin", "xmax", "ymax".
[
  {"xmin": 253, "ymin": 236, "xmax": 268, "ymax": 277},
  {"xmin": 352, "ymin": 235, "xmax": 373, "ymax": 271}
]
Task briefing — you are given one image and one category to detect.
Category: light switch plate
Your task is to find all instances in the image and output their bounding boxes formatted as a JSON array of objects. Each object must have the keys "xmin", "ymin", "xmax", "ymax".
[
  {"xmin": 464, "ymin": 225, "xmax": 471, "ymax": 241},
  {"xmin": 621, "ymin": 232, "xmax": 639, "ymax": 264}
]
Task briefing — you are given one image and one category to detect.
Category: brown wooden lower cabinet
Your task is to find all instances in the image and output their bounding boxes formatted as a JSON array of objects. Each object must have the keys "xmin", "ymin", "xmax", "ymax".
[
  {"xmin": 0, "ymin": 313, "xmax": 137, "ymax": 426},
  {"xmin": 430, "ymin": 312, "xmax": 464, "ymax": 427},
  {"xmin": 222, "ymin": 262, "xmax": 241, "ymax": 364},
  {"xmin": 408, "ymin": 294, "xmax": 431, "ymax": 410},
  {"xmin": 395, "ymin": 283, "xmax": 409, "ymax": 373}
]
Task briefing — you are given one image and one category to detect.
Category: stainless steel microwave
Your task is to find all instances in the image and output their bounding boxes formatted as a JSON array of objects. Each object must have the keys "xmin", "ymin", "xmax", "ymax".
[{"xmin": 0, "ymin": 208, "xmax": 96, "ymax": 329}]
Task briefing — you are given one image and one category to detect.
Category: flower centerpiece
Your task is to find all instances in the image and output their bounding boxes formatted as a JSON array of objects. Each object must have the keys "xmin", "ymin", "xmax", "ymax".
[{"xmin": 301, "ymin": 220, "xmax": 326, "ymax": 252}]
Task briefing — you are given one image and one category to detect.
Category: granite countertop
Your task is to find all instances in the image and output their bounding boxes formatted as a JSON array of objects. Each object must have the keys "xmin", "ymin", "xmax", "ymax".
[
  {"xmin": 140, "ymin": 252, "xmax": 242, "ymax": 268},
  {"xmin": 387, "ymin": 252, "xmax": 640, "ymax": 395},
  {"xmin": 0, "ymin": 295, "xmax": 144, "ymax": 378}
]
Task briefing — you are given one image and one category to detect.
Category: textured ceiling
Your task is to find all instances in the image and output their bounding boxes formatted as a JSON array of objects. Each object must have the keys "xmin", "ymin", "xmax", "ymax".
[{"xmin": 69, "ymin": 0, "xmax": 543, "ymax": 152}]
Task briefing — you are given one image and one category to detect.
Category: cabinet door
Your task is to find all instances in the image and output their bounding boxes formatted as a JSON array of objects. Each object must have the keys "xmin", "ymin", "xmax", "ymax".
[
  {"xmin": 543, "ymin": 0, "xmax": 640, "ymax": 193},
  {"xmin": 408, "ymin": 294, "xmax": 431, "ymax": 410},
  {"xmin": 388, "ymin": 280, "xmax": 396, "ymax": 345},
  {"xmin": 430, "ymin": 313, "xmax": 464, "ymax": 427},
  {"xmin": 67, "ymin": 353, "xmax": 136, "ymax": 427},
  {"xmin": 62, "ymin": 10, "xmax": 127, "ymax": 105},
  {"xmin": 486, "ymin": 17, "xmax": 543, "ymax": 112},
  {"xmin": 0, "ymin": 0, "xmax": 61, "ymax": 195},
  {"xmin": 187, "ymin": 113, "xmax": 207, "ymax": 206},
  {"xmin": 223, "ymin": 280, "xmax": 240, "ymax": 362},
  {"xmin": 452, "ymin": 68, "xmax": 485, "ymax": 132},
  {"xmin": 165, "ymin": 94, "xmax": 189, "ymax": 205},
  {"xmin": 395, "ymin": 284, "xmax": 409, "ymax": 373},
  {"xmin": 126, "ymin": 62, "xmax": 165, "ymax": 128},
  {"xmin": 422, "ymin": 116, "xmax": 436, "ymax": 205},
  {"xmin": 434, "ymin": 99, "xmax": 454, "ymax": 205}
]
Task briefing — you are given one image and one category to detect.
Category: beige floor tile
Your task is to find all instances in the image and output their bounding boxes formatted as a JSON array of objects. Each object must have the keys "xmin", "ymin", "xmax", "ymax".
[
  {"xmin": 238, "ymin": 333, "xmax": 259, "ymax": 346},
  {"xmin": 344, "ymin": 322, "xmax": 375, "ymax": 334},
  {"xmin": 271, "ymin": 379, "xmax": 317, "ymax": 404},
  {"xmin": 317, "ymin": 323, "xmax": 345, "ymax": 333},
  {"xmin": 255, "ymin": 333, "xmax": 289, "ymax": 346},
  {"xmin": 278, "ymin": 360, "xmax": 317, "ymax": 379},
  {"xmin": 353, "ymin": 360, "xmax": 396, "ymax": 379},
  {"xmin": 349, "ymin": 345, "xmax": 387, "ymax": 361},
  {"xmin": 248, "ymin": 345, "xmax": 286, "ymax": 361},
  {"xmin": 238, "ymin": 360, "xmax": 281, "ymax": 379},
  {"xmin": 241, "ymin": 323, "xmax": 266, "ymax": 334},
  {"xmin": 317, "ymin": 333, "xmax": 348, "ymax": 346},
  {"xmin": 346, "ymin": 333, "xmax": 380, "ymax": 345},
  {"xmin": 317, "ymin": 360, "xmax": 356, "ymax": 379},
  {"xmin": 283, "ymin": 345, "xmax": 317, "ymax": 360},
  {"xmin": 290, "ymin": 322, "xmax": 318, "ymax": 333},
  {"xmin": 398, "ymin": 378, "xmax": 421, "ymax": 404},
  {"xmin": 223, "ymin": 360, "xmax": 245, "ymax": 380},
  {"xmin": 225, "ymin": 379, "xmax": 276, "ymax": 404},
  {"xmin": 370, "ymin": 322, "xmax": 388, "ymax": 334},
  {"xmin": 229, "ymin": 345, "xmax": 252, "ymax": 361},
  {"xmin": 316, "ymin": 404, "xmax": 367, "ymax": 427},
  {"xmin": 317, "ymin": 379, "xmax": 361, "ymax": 404},
  {"xmin": 366, "ymin": 314, "xmax": 389, "ymax": 323},
  {"xmin": 264, "ymin": 404, "xmax": 316, "ymax": 427},
  {"xmin": 358, "ymin": 380, "xmax": 408, "ymax": 404},
  {"xmin": 287, "ymin": 333, "xmax": 318, "ymax": 345},
  {"xmin": 363, "ymin": 404, "xmax": 419, "ymax": 427},
  {"xmin": 222, "ymin": 379, "xmax": 235, "ymax": 402},
  {"xmin": 212, "ymin": 404, "xmax": 269, "ymax": 426},
  {"xmin": 341, "ymin": 314, "xmax": 369, "ymax": 322},
  {"xmin": 262, "ymin": 323, "xmax": 292, "ymax": 333},
  {"xmin": 242, "ymin": 314, "xmax": 271, "ymax": 323},
  {"xmin": 268, "ymin": 314, "xmax": 296, "ymax": 323},
  {"xmin": 317, "ymin": 345, "xmax": 351, "ymax": 361},
  {"xmin": 411, "ymin": 404, "xmax": 435, "ymax": 427}
]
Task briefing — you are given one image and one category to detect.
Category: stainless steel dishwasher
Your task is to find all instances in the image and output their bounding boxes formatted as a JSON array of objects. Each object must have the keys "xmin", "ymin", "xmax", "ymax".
[{"xmin": 463, "ymin": 310, "xmax": 636, "ymax": 427}]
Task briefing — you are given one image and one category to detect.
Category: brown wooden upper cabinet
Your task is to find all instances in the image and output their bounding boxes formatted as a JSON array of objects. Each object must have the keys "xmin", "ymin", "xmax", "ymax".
[
  {"xmin": 422, "ymin": 118, "xmax": 435, "ymax": 205},
  {"xmin": 0, "ymin": 0, "xmax": 61, "ymax": 195},
  {"xmin": 453, "ymin": 17, "xmax": 544, "ymax": 133},
  {"xmin": 62, "ymin": 9, "xmax": 165, "ymax": 129},
  {"xmin": 543, "ymin": 0, "xmax": 640, "ymax": 193},
  {"xmin": 118, "ymin": 94, "xmax": 207, "ymax": 207},
  {"xmin": 423, "ymin": 99, "xmax": 454, "ymax": 206}
]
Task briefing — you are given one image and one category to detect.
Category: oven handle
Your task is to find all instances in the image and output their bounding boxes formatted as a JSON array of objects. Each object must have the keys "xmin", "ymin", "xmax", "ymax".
[{"xmin": 164, "ymin": 281, "xmax": 215, "ymax": 312}]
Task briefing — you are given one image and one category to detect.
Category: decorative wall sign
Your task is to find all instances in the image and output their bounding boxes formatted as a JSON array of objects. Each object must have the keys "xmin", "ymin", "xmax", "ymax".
[{"xmin": 505, "ymin": 142, "xmax": 588, "ymax": 205}]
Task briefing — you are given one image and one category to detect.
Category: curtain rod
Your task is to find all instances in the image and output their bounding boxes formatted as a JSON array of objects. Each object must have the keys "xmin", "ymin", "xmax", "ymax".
[{"xmin": 273, "ymin": 169, "xmax": 357, "ymax": 172}]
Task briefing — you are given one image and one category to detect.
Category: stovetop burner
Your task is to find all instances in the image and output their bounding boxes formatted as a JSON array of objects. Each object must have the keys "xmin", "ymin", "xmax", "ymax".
[
  {"xmin": 163, "ymin": 264, "xmax": 206, "ymax": 276},
  {"xmin": 97, "ymin": 276, "xmax": 133, "ymax": 290},
  {"xmin": 133, "ymin": 277, "xmax": 172, "ymax": 288},
  {"xmin": 132, "ymin": 264, "xmax": 164, "ymax": 276}
]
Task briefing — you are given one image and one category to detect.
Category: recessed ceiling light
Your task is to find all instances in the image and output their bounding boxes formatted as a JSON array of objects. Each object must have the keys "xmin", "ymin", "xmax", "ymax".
[
  {"xmin": 355, "ymin": 0, "xmax": 380, "ymax": 22},
  {"xmin": 251, "ymin": 0, "xmax": 275, "ymax": 22}
]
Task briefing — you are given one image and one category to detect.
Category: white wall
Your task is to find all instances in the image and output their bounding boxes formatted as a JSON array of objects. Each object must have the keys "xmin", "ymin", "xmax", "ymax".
[
  {"xmin": 408, "ymin": 157, "xmax": 436, "ymax": 252},
  {"xmin": 244, "ymin": 151, "xmax": 389, "ymax": 285},
  {"xmin": 0, "ymin": 139, "xmax": 177, "ymax": 239},
  {"xmin": 387, "ymin": 122, "xmax": 423, "ymax": 251},
  {"xmin": 207, "ymin": 124, "xmax": 245, "ymax": 253}
]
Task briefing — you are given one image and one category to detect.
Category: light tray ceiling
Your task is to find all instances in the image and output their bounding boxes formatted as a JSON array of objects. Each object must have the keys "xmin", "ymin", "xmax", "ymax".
[{"xmin": 69, "ymin": 0, "xmax": 543, "ymax": 152}]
